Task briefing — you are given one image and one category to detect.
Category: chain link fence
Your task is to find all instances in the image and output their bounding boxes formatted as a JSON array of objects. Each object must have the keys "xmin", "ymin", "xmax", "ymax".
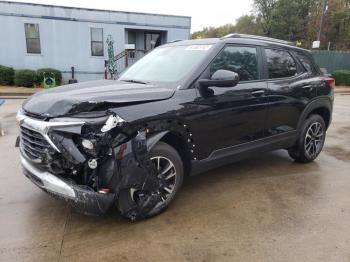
[{"xmin": 311, "ymin": 50, "xmax": 350, "ymax": 74}]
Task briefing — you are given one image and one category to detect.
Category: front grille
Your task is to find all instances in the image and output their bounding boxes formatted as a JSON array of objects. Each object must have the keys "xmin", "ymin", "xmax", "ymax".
[{"xmin": 20, "ymin": 126, "xmax": 52, "ymax": 161}]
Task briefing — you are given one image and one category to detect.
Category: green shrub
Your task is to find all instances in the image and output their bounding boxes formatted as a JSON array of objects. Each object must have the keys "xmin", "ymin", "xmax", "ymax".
[
  {"xmin": 37, "ymin": 68, "xmax": 62, "ymax": 85},
  {"xmin": 14, "ymin": 70, "xmax": 38, "ymax": 87},
  {"xmin": 332, "ymin": 70, "xmax": 350, "ymax": 86},
  {"xmin": 0, "ymin": 65, "xmax": 15, "ymax": 85}
]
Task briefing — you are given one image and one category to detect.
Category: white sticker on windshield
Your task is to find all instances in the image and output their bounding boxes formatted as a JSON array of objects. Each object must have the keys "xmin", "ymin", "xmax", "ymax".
[{"xmin": 185, "ymin": 45, "xmax": 212, "ymax": 51}]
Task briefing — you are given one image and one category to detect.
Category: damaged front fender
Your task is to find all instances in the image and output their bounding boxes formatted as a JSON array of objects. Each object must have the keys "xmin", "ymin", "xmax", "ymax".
[
  {"xmin": 110, "ymin": 131, "xmax": 168, "ymax": 192},
  {"xmin": 106, "ymin": 130, "xmax": 169, "ymax": 220}
]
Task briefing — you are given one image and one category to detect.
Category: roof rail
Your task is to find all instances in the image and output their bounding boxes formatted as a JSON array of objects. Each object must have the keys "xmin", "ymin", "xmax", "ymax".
[{"xmin": 221, "ymin": 34, "xmax": 294, "ymax": 46}]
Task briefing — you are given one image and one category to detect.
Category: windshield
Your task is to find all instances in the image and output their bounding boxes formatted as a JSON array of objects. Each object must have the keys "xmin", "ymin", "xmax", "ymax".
[{"xmin": 119, "ymin": 45, "xmax": 212, "ymax": 83}]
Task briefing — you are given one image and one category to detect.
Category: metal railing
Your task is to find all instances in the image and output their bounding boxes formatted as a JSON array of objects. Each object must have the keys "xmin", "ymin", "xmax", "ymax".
[{"xmin": 105, "ymin": 49, "xmax": 147, "ymax": 79}]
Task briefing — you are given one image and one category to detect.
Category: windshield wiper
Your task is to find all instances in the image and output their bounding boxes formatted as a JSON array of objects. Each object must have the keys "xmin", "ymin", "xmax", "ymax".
[{"xmin": 121, "ymin": 79, "xmax": 148, "ymax": 84}]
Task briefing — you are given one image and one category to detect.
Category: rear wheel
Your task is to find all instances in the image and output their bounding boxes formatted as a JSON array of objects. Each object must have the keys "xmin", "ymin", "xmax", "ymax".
[
  {"xmin": 117, "ymin": 142, "xmax": 184, "ymax": 221},
  {"xmin": 288, "ymin": 114, "xmax": 326, "ymax": 163}
]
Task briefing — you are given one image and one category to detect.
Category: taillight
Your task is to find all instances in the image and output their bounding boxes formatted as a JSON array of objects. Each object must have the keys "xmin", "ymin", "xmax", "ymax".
[{"xmin": 324, "ymin": 77, "xmax": 335, "ymax": 89}]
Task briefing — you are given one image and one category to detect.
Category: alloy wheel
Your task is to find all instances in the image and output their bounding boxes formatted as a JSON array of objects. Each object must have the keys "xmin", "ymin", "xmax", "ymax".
[
  {"xmin": 130, "ymin": 156, "xmax": 177, "ymax": 206},
  {"xmin": 304, "ymin": 122, "xmax": 324, "ymax": 158}
]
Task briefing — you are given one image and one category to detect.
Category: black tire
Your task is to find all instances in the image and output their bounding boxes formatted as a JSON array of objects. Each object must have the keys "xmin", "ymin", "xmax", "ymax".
[
  {"xmin": 117, "ymin": 142, "xmax": 184, "ymax": 221},
  {"xmin": 288, "ymin": 114, "xmax": 326, "ymax": 163}
]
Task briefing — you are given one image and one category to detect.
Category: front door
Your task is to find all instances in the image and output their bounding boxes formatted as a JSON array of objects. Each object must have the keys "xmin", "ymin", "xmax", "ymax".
[{"xmin": 191, "ymin": 45, "xmax": 269, "ymax": 158}]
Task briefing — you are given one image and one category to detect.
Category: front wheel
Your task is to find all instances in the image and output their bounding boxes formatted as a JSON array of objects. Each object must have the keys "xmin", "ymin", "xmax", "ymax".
[
  {"xmin": 117, "ymin": 142, "xmax": 184, "ymax": 221},
  {"xmin": 288, "ymin": 114, "xmax": 326, "ymax": 163}
]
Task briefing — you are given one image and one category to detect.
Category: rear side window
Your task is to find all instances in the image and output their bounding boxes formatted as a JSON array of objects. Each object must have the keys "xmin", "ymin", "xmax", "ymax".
[
  {"xmin": 295, "ymin": 52, "xmax": 320, "ymax": 76},
  {"xmin": 210, "ymin": 46, "xmax": 259, "ymax": 81},
  {"xmin": 265, "ymin": 49, "xmax": 297, "ymax": 79}
]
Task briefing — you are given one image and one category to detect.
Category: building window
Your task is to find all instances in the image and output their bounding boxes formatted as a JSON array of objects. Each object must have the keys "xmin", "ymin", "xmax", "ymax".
[
  {"xmin": 91, "ymin": 28, "xmax": 104, "ymax": 56},
  {"xmin": 128, "ymin": 31, "xmax": 136, "ymax": 45},
  {"xmin": 24, "ymin": 23, "xmax": 41, "ymax": 54}
]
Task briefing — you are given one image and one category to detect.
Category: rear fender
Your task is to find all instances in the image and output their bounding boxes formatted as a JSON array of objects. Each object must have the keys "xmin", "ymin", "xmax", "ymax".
[{"xmin": 296, "ymin": 97, "xmax": 332, "ymax": 131}]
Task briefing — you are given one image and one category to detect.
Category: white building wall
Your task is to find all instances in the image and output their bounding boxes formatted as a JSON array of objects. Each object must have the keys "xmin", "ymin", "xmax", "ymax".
[{"xmin": 0, "ymin": 1, "xmax": 191, "ymax": 83}]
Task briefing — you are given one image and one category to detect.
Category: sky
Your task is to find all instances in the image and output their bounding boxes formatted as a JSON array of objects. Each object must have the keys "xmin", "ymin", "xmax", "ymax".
[{"xmin": 6, "ymin": 0, "xmax": 254, "ymax": 32}]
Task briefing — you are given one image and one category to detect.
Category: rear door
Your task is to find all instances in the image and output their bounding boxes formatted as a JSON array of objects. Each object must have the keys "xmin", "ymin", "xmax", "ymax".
[
  {"xmin": 263, "ymin": 48, "xmax": 317, "ymax": 136},
  {"xmin": 293, "ymin": 51, "xmax": 326, "ymax": 95}
]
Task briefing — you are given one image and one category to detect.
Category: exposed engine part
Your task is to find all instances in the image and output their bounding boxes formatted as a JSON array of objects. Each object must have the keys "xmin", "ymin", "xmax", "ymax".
[
  {"xmin": 101, "ymin": 114, "xmax": 125, "ymax": 133},
  {"xmin": 82, "ymin": 139, "xmax": 94, "ymax": 150},
  {"xmin": 88, "ymin": 159, "xmax": 98, "ymax": 169}
]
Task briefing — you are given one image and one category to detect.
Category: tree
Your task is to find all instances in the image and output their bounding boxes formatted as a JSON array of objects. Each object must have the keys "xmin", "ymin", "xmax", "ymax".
[
  {"xmin": 255, "ymin": 0, "xmax": 322, "ymax": 47},
  {"xmin": 192, "ymin": 0, "xmax": 350, "ymax": 50},
  {"xmin": 324, "ymin": 0, "xmax": 350, "ymax": 50},
  {"xmin": 253, "ymin": 0, "xmax": 277, "ymax": 36},
  {"xmin": 269, "ymin": 0, "xmax": 317, "ymax": 42},
  {"xmin": 106, "ymin": 35, "xmax": 117, "ymax": 79},
  {"xmin": 234, "ymin": 15, "xmax": 263, "ymax": 35},
  {"xmin": 192, "ymin": 24, "xmax": 235, "ymax": 39},
  {"xmin": 270, "ymin": 0, "xmax": 299, "ymax": 40},
  {"xmin": 191, "ymin": 16, "xmax": 263, "ymax": 39}
]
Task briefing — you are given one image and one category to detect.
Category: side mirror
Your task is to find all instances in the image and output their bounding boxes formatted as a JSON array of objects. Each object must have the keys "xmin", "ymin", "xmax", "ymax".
[{"xmin": 198, "ymin": 70, "xmax": 239, "ymax": 88}]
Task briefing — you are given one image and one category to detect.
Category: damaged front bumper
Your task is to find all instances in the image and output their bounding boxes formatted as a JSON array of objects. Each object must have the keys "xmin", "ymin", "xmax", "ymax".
[
  {"xmin": 21, "ymin": 155, "xmax": 116, "ymax": 215},
  {"xmin": 17, "ymin": 110, "xmax": 167, "ymax": 217}
]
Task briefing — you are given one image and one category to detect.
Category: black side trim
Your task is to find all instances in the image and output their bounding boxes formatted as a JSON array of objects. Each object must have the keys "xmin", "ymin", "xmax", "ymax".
[{"xmin": 191, "ymin": 131, "xmax": 297, "ymax": 176}]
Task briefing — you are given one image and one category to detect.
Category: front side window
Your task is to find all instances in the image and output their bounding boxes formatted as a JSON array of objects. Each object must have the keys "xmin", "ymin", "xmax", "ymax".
[
  {"xmin": 91, "ymin": 28, "xmax": 104, "ymax": 56},
  {"xmin": 210, "ymin": 46, "xmax": 259, "ymax": 81},
  {"xmin": 25, "ymin": 23, "xmax": 41, "ymax": 54},
  {"xmin": 265, "ymin": 49, "xmax": 297, "ymax": 79}
]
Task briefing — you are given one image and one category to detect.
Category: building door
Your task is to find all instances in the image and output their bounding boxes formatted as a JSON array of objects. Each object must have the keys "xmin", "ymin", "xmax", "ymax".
[{"xmin": 144, "ymin": 32, "xmax": 162, "ymax": 51}]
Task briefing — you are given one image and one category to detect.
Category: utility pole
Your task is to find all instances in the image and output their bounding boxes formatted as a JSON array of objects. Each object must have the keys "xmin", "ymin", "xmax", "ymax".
[{"xmin": 317, "ymin": 0, "xmax": 328, "ymax": 41}]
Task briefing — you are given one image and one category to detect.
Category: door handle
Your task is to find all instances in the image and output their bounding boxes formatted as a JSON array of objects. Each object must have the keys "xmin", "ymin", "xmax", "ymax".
[
  {"xmin": 301, "ymin": 84, "xmax": 312, "ymax": 89},
  {"xmin": 251, "ymin": 90, "xmax": 265, "ymax": 96}
]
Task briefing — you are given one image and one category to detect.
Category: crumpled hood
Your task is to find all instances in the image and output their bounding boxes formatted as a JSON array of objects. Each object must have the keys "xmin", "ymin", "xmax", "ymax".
[{"xmin": 23, "ymin": 80, "xmax": 175, "ymax": 118}]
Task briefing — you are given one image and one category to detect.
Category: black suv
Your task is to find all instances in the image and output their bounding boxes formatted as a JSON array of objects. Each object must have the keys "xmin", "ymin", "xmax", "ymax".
[{"xmin": 17, "ymin": 34, "xmax": 334, "ymax": 220}]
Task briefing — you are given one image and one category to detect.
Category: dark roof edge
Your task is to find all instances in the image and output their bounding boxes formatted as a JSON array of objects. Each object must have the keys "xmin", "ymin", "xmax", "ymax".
[
  {"xmin": 0, "ymin": 1, "xmax": 192, "ymax": 20},
  {"xmin": 221, "ymin": 34, "xmax": 294, "ymax": 46}
]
